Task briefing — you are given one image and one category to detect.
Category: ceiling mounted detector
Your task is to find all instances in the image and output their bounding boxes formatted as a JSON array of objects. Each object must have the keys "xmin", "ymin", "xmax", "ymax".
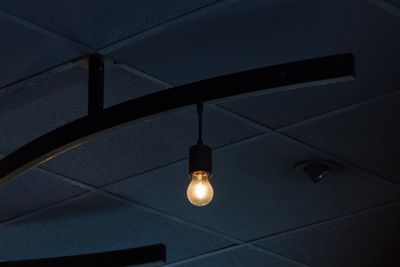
[{"xmin": 294, "ymin": 160, "xmax": 340, "ymax": 183}]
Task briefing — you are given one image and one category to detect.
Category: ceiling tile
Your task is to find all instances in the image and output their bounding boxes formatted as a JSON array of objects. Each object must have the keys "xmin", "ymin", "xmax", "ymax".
[
  {"xmin": 0, "ymin": 68, "xmax": 87, "ymax": 154},
  {"xmin": 110, "ymin": 0, "xmax": 324, "ymax": 85},
  {"xmin": 0, "ymin": 66, "xmax": 166, "ymax": 154},
  {"xmin": 106, "ymin": 135, "xmax": 400, "ymax": 241},
  {"xmin": 0, "ymin": 0, "xmax": 220, "ymax": 48},
  {"xmin": 0, "ymin": 194, "xmax": 233, "ymax": 262},
  {"xmin": 104, "ymin": 66, "xmax": 168, "ymax": 108},
  {"xmin": 173, "ymin": 247, "xmax": 303, "ymax": 267},
  {"xmin": 42, "ymin": 106, "xmax": 262, "ymax": 187},
  {"xmin": 0, "ymin": 168, "xmax": 85, "ymax": 223},
  {"xmin": 110, "ymin": 0, "xmax": 400, "ymax": 128},
  {"xmin": 256, "ymin": 202, "xmax": 400, "ymax": 267},
  {"xmin": 0, "ymin": 16, "xmax": 82, "ymax": 88},
  {"xmin": 283, "ymin": 92, "xmax": 400, "ymax": 185},
  {"xmin": 219, "ymin": 0, "xmax": 400, "ymax": 128},
  {"xmin": 219, "ymin": 82, "xmax": 363, "ymax": 129}
]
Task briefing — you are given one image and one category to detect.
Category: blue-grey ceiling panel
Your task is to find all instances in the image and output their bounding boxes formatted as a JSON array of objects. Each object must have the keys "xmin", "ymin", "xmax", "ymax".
[
  {"xmin": 220, "ymin": 82, "xmax": 363, "ymax": 129},
  {"xmin": 42, "ymin": 106, "xmax": 262, "ymax": 187},
  {"xmin": 175, "ymin": 247, "xmax": 303, "ymax": 267},
  {"xmin": 0, "ymin": 168, "xmax": 85, "ymax": 223},
  {"xmin": 0, "ymin": 68, "xmax": 87, "ymax": 154},
  {"xmin": 256, "ymin": 202, "xmax": 400, "ymax": 267},
  {"xmin": 0, "ymin": 16, "xmax": 82, "ymax": 88},
  {"xmin": 0, "ymin": 66, "xmax": 166, "ymax": 154},
  {"xmin": 219, "ymin": 0, "xmax": 400, "ymax": 129},
  {"xmin": 110, "ymin": 0, "xmax": 400, "ymax": 128},
  {"xmin": 107, "ymin": 135, "xmax": 400, "ymax": 241},
  {"xmin": 104, "ymin": 66, "xmax": 168, "ymax": 108},
  {"xmin": 0, "ymin": 0, "xmax": 220, "ymax": 48},
  {"xmin": 0, "ymin": 194, "xmax": 233, "ymax": 262},
  {"xmin": 110, "ymin": 0, "xmax": 326, "ymax": 85},
  {"xmin": 283, "ymin": 92, "xmax": 400, "ymax": 185}
]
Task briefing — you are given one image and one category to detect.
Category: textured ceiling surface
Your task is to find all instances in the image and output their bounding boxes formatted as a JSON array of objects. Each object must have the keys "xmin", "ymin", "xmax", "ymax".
[{"xmin": 0, "ymin": 0, "xmax": 400, "ymax": 266}]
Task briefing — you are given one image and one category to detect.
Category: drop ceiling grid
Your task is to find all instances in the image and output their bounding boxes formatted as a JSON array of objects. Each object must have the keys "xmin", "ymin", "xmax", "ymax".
[
  {"xmin": 0, "ymin": 193, "xmax": 236, "ymax": 263},
  {"xmin": 0, "ymin": 66, "xmax": 173, "ymax": 157},
  {"xmin": 95, "ymin": 0, "xmax": 400, "ymax": 194},
  {"xmin": 0, "ymin": 166, "xmax": 310, "ymax": 266},
  {"xmin": 3, "ymin": 124, "xmax": 399, "ymax": 232},
  {"xmin": 219, "ymin": 97, "xmax": 400, "ymax": 188},
  {"xmin": 4, "ymin": 57, "xmax": 397, "ymax": 198},
  {"xmin": 0, "ymin": 0, "xmax": 235, "ymax": 94},
  {"xmin": 0, "ymin": 168, "xmax": 87, "ymax": 224},
  {"xmin": 27, "ymin": 82, "xmax": 400, "ymax": 198},
  {"xmin": 0, "ymin": 58, "xmax": 266, "ymax": 247},
  {"xmin": 6, "ymin": 100, "xmax": 396, "ymax": 262},
  {"xmin": 165, "ymin": 246, "xmax": 308, "ymax": 267},
  {"xmin": 0, "ymin": 0, "xmax": 396, "ymax": 130},
  {"xmin": 105, "ymin": 134, "xmax": 400, "ymax": 238},
  {"xmin": 0, "ymin": 0, "xmax": 394, "ymax": 218},
  {"xmin": 3, "ymin": 165, "xmax": 390, "ymax": 267},
  {"xmin": 107, "ymin": 0, "xmax": 400, "ymax": 131},
  {"xmin": 0, "ymin": 1, "xmax": 396, "ymax": 266},
  {"xmin": 0, "ymin": 163, "xmax": 396, "ymax": 266},
  {"xmin": 0, "ymin": 0, "xmax": 390, "ymax": 203},
  {"xmin": 0, "ymin": 15, "xmax": 83, "ymax": 90},
  {"xmin": 0, "ymin": 0, "xmax": 399, "ymax": 99},
  {"xmin": 0, "ymin": 155, "xmax": 311, "ymax": 266},
  {"xmin": 99, "ymin": 55, "xmax": 400, "ymax": 193},
  {"xmin": 0, "ymin": 85, "xmax": 396, "ymax": 264},
  {"xmin": 254, "ymin": 200, "xmax": 400, "ymax": 266},
  {"xmin": 37, "ymin": 105, "xmax": 262, "ymax": 187},
  {"xmin": 280, "ymin": 90, "xmax": 400, "ymax": 186},
  {"xmin": 211, "ymin": 97, "xmax": 400, "ymax": 194},
  {"xmin": 114, "ymin": 15, "xmax": 400, "ymax": 189},
  {"xmin": 0, "ymin": 130, "xmax": 400, "ymax": 266},
  {"xmin": 0, "ymin": 0, "xmax": 227, "ymax": 49},
  {"xmin": 0, "ymin": 0, "xmax": 266, "ymax": 191}
]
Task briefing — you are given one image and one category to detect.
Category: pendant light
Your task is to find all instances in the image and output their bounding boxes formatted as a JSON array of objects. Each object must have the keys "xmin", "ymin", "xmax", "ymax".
[{"xmin": 187, "ymin": 103, "xmax": 214, "ymax": 206}]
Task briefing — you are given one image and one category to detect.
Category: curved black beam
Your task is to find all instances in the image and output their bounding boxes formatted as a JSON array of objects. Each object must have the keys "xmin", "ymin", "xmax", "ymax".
[
  {"xmin": 0, "ymin": 54, "xmax": 355, "ymax": 186},
  {"xmin": 0, "ymin": 244, "xmax": 166, "ymax": 266}
]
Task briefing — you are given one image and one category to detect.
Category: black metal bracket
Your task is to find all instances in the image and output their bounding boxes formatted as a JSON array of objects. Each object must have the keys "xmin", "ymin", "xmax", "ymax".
[
  {"xmin": 88, "ymin": 54, "xmax": 104, "ymax": 116},
  {"xmin": 0, "ymin": 54, "xmax": 355, "ymax": 187},
  {"xmin": 0, "ymin": 244, "xmax": 166, "ymax": 266}
]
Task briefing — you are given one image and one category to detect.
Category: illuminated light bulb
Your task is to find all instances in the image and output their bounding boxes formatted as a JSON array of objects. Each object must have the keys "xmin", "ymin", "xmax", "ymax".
[
  {"xmin": 187, "ymin": 171, "xmax": 214, "ymax": 206},
  {"xmin": 187, "ymin": 103, "xmax": 214, "ymax": 207}
]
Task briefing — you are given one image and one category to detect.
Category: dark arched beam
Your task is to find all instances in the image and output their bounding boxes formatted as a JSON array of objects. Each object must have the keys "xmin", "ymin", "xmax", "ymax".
[
  {"xmin": 0, "ymin": 244, "xmax": 166, "ymax": 266},
  {"xmin": 0, "ymin": 54, "xmax": 355, "ymax": 186}
]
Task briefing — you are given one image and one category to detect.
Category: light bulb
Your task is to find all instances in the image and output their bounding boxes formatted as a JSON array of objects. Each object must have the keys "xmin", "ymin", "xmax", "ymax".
[{"xmin": 187, "ymin": 171, "xmax": 214, "ymax": 206}]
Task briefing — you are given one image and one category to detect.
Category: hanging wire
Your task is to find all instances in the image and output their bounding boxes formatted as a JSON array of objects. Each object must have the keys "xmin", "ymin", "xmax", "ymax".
[{"xmin": 197, "ymin": 103, "xmax": 203, "ymax": 145}]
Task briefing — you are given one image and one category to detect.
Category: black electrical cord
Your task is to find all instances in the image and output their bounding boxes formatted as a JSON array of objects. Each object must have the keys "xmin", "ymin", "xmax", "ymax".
[{"xmin": 197, "ymin": 103, "xmax": 203, "ymax": 145}]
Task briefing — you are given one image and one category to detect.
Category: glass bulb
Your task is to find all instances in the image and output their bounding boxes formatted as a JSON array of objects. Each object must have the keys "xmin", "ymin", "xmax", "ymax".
[{"xmin": 187, "ymin": 171, "xmax": 214, "ymax": 206}]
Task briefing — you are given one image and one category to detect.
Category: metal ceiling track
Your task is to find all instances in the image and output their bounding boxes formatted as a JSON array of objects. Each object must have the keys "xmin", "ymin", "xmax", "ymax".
[
  {"xmin": 0, "ymin": 244, "xmax": 166, "ymax": 266},
  {"xmin": 0, "ymin": 53, "xmax": 355, "ymax": 187}
]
